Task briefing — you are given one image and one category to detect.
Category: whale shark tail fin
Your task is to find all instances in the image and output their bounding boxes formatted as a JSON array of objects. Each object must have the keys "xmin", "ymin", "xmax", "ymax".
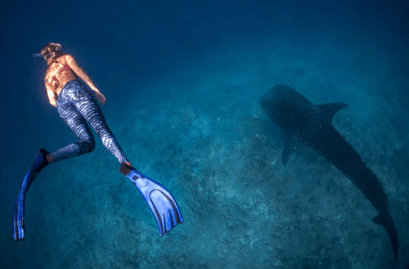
[{"xmin": 372, "ymin": 213, "xmax": 399, "ymax": 261}]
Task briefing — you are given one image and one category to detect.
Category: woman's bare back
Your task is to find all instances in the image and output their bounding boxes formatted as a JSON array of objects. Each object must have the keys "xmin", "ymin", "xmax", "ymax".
[{"xmin": 44, "ymin": 55, "xmax": 78, "ymax": 97}]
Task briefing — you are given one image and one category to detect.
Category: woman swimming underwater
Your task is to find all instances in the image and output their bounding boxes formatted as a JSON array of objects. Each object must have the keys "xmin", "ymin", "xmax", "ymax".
[{"xmin": 13, "ymin": 43, "xmax": 183, "ymax": 240}]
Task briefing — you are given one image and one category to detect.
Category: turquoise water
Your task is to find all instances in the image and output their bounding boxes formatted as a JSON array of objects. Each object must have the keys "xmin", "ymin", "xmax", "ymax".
[{"xmin": 1, "ymin": 1, "xmax": 409, "ymax": 268}]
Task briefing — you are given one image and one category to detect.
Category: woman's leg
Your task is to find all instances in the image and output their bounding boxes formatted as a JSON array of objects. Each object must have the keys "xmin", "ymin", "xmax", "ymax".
[
  {"xmin": 17, "ymin": 100, "xmax": 95, "ymax": 198},
  {"xmin": 69, "ymin": 83, "xmax": 130, "ymax": 165},
  {"xmin": 18, "ymin": 102, "xmax": 96, "ymax": 196}
]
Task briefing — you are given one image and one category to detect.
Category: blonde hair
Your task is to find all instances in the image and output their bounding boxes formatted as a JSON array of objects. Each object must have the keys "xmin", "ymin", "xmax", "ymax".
[{"xmin": 40, "ymin": 43, "xmax": 64, "ymax": 62}]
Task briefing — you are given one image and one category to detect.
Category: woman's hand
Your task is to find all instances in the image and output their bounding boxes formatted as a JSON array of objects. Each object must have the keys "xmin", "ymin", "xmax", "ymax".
[{"xmin": 95, "ymin": 91, "xmax": 106, "ymax": 106}]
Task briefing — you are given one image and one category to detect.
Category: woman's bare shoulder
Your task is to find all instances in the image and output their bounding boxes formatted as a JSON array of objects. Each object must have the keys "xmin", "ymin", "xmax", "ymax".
[
  {"xmin": 63, "ymin": 54, "xmax": 81, "ymax": 69},
  {"xmin": 63, "ymin": 54, "xmax": 75, "ymax": 61}
]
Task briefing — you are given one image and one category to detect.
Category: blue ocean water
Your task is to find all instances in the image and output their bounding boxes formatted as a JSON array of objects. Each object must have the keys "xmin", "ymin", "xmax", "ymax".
[{"xmin": 1, "ymin": 0, "xmax": 409, "ymax": 268}]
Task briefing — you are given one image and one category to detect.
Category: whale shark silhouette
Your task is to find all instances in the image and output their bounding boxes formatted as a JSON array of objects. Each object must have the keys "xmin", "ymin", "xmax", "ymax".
[{"xmin": 261, "ymin": 84, "xmax": 399, "ymax": 261}]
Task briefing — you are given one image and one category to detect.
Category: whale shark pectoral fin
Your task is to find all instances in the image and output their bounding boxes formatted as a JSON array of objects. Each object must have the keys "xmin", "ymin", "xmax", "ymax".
[
  {"xmin": 282, "ymin": 135, "xmax": 298, "ymax": 166},
  {"xmin": 316, "ymin": 103, "xmax": 348, "ymax": 123}
]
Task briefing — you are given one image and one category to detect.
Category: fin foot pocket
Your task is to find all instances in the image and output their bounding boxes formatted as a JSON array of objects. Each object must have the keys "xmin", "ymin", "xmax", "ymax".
[{"xmin": 120, "ymin": 162, "xmax": 134, "ymax": 176}]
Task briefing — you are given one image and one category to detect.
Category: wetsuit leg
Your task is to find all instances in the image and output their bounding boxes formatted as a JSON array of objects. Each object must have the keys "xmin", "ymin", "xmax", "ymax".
[
  {"xmin": 75, "ymin": 92, "xmax": 129, "ymax": 164},
  {"xmin": 54, "ymin": 81, "xmax": 129, "ymax": 164}
]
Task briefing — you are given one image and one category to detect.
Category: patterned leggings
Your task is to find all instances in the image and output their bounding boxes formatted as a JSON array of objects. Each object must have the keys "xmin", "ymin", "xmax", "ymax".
[{"xmin": 50, "ymin": 80, "xmax": 129, "ymax": 164}]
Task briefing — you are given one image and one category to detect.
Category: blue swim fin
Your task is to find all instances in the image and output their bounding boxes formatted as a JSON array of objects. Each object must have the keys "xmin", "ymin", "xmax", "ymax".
[
  {"xmin": 13, "ymin": 148, "xmax": 49, "ymax": 241},
  {"xmin": 120, "ymin": 163, "xmax": 183, "ymax": 236}
]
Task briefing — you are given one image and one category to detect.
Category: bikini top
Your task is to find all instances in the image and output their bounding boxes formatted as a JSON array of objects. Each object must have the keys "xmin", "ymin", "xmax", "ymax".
[{"xmin": 51, "ymin": 63, "xmax": 72, "ymax": 90}]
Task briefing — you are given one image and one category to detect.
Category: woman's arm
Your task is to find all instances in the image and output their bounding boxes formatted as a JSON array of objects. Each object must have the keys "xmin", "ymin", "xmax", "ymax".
[
  {"xmin": 64, "ymin": 54, "xmax": 100, "ymax": 94},
  {"xmin": 44, "ymin": 76, "xmax": 57, "ymax": 107}
]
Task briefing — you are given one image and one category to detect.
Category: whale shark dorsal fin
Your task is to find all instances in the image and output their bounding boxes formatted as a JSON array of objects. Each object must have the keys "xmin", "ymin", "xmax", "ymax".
[
  {"xmin": 282, "ymin": 135, "xmax": 299, "ymax": 166},
  {"xmin": 316, "ymin": 103, "xmax": 348, "ymax": 123}
]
